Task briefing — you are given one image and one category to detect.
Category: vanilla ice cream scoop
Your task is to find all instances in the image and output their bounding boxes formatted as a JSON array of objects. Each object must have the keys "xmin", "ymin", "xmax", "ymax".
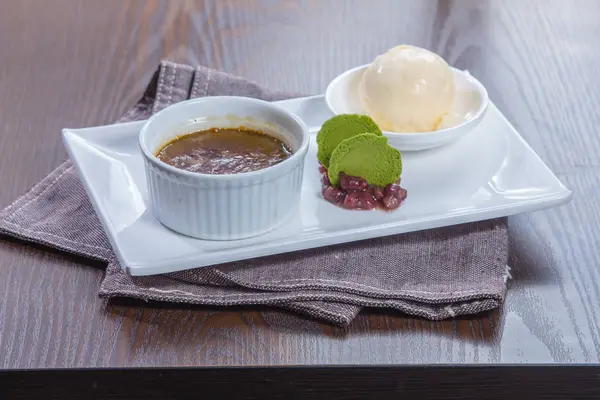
[{"xmin": 358, "ymin": 45, "xmax": 455, "ymax": 133}]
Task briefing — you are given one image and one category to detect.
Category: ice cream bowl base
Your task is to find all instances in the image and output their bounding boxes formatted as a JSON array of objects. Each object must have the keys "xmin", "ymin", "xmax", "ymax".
[{"xmin": 325, "ymin": 64, "xmax": 489, "ymax": 152}]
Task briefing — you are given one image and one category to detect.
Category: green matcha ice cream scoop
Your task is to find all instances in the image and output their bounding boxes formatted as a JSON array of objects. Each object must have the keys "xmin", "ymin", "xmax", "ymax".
[
  {"xmin": 316, "ymin": 114, "xmax": 382, "ymax": 168},
  {"xmin": 328, "ymin": 133, "xmax": 402, "ymax": 187}
]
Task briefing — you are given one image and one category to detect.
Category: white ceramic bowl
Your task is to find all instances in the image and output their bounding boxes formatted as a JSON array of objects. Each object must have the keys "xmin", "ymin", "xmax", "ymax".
[
  {"xmin": 139, "ymin": 96, "xmax": 310, "ymax": 240},
  {"xmin": 325, "ymin": 64, "xmax": 489, "ymax": 151}
]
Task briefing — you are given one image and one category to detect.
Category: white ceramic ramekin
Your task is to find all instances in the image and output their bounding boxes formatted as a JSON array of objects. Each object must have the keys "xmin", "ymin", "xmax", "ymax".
[{"xmin": 139, "ymin": 96, "xmax": 309, "ymax": 240}]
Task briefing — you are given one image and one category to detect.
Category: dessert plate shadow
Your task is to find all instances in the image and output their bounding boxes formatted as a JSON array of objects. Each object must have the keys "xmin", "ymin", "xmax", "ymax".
[{"xmin": 63, "ymin": 95, "xmax": 572, "ymax": 276}]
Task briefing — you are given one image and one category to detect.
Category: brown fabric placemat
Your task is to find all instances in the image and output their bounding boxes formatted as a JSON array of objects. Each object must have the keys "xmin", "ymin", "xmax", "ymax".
[{"xmin": 0, "ymin": 61, "xmax": 509, "ymax": 326}]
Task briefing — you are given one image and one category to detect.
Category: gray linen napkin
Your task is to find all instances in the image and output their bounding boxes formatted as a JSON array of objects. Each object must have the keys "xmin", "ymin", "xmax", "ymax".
[{"xmin": 0, "ymin": 61, "xmax": 509, "ymax": 326}]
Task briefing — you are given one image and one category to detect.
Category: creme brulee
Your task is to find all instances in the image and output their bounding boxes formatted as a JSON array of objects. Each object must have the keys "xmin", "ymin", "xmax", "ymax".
[{"xmin": 156, "ymin": 127, "xmax": 292, "ymax": 175}]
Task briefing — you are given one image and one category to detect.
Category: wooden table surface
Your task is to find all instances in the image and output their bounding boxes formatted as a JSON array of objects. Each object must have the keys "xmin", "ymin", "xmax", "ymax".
[{"xmin": 1, "ymin": 0, "xmax": 599, "ymax": 368}]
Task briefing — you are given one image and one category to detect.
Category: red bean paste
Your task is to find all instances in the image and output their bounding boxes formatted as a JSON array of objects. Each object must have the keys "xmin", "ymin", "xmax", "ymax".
[{"xmin": 319, "ymin": 165, "xmax": 407, "ymax": 211}]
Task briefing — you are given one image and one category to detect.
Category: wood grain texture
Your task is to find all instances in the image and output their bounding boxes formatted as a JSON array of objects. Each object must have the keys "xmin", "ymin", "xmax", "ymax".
[{"xmin": 1, "ymin": 0, "xmax": 599, "ymax": 367}]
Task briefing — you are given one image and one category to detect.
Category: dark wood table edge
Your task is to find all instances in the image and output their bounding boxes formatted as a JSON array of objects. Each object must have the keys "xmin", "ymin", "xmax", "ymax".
[{"xmin": 1, "ymin": 365, "xmax": 600, "ymax": 399}]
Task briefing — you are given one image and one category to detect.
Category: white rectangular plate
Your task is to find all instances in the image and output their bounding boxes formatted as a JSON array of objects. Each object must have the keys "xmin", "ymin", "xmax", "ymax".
[{"xmin": 63, "ymin": 95, "xmax": 572, "ymax": 276}]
